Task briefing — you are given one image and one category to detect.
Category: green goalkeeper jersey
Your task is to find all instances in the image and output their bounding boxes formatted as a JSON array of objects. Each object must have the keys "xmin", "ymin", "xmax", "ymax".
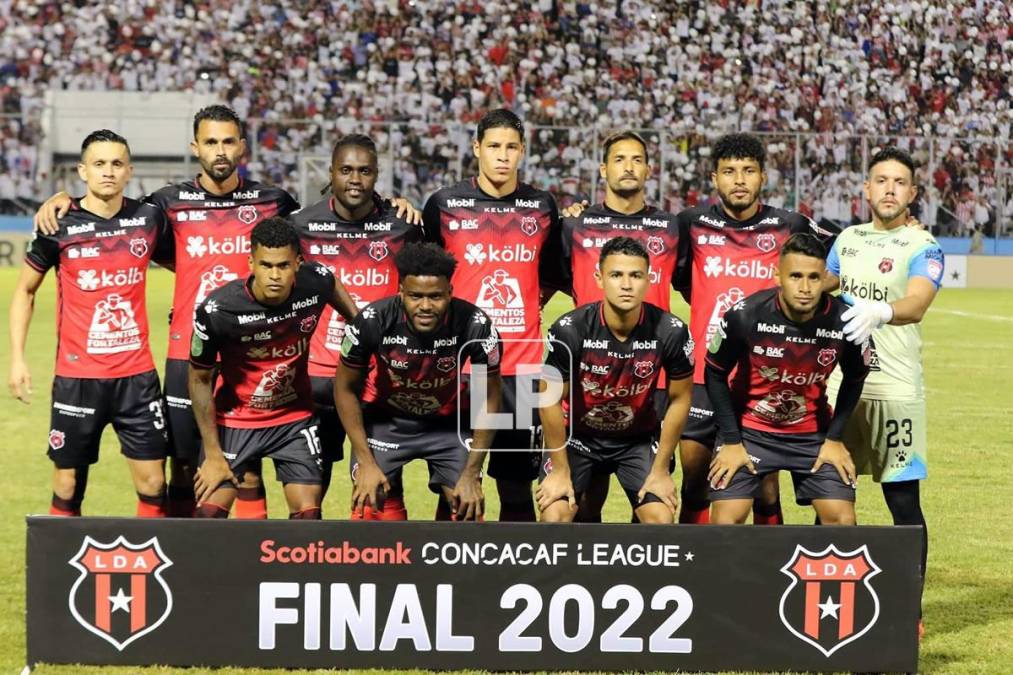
[{"xmin": 827, "ymin": 223, "xmax": 944, "ymax": 400}]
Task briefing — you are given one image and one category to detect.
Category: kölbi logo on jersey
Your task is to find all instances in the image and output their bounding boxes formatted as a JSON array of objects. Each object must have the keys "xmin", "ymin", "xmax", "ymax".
[
  {"xmin": 185, "ymin": 235, "xmax": 250, "ymax": 258},
  {"xmin": 458, "ymin": 338, "xmax": 573, "ymax": 453},
  {"xmin": 68, "ymin": 536, "xmax": 174, "ymax": 651},
  {"xmin": 703, "ymin": 256, "xmax": 775, "ymax": 280}
]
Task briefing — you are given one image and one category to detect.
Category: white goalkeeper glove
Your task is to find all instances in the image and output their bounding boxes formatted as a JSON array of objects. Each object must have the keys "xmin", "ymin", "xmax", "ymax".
[{"xmin": 841, "ymin": 297, "xmax": 893, "ymax": 344}]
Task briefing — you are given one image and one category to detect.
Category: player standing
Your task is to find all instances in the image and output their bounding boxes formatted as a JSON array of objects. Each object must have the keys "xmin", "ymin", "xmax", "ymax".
[
  {"xmin": 422, "ymin": 109, "xmax": 566, "ymax": 522},
  {"xmin": 705, "ymin": 233, "xmax": 871, "ymax": 525},
  {"xmin": 188, "ymin": 217, "xmax": 357, "ymax": 518},
  {"xmin": 537, "ymin": 237, "xmax": 694, "ymax": 523},
  {"xmin": 825, "ymin": 147, "xmax": 944, "ymax": 636},
  {"xmin": 335, "ymin": 243, "xmax": 502, "ymax": 521},
  {"xmin": 9, "ymin": 130, "xmax": 169, "ymax": 517},
  {"xmin": 290, "ymin": 134, "xmax": 424, "ymax": 494},
  {"xmin": 678, "ymin": 133, "xmax": 836, "ymax": 525}
]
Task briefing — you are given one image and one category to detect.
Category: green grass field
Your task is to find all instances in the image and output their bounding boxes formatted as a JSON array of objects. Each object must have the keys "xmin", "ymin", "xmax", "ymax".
[{"xmin": 2, "ymin": 267, "xmax": 1011, "ymax": 674}]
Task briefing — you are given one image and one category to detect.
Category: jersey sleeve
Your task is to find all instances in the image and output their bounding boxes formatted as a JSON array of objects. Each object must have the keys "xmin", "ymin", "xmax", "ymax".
[
  {"xmin": 839, "ymin": 334, "xmax": 873, "ymax": 382},
  {"xmin": 150, "ymin": 209, "xmax": 175, "ymax": 267},
  {"xmin": 23, "ymin": 232, "xmax": 60, "ymax": 273},
  {"xmin": 543, "ymin": 314, "xmax": 581, "ymax": 384},
  {"xmin": 278, "ymin": 190, "xmax": 300, "ymax": 216},
  {"xmin": 421, "ymin": 194, "xmax": 444, "ymax": 246},
  {"xmin": 305, "ymin": 261, "xmax": 337, "ymax": 298},
  {"xmin": 559, "ymin": 216, "xmax": 576, "ymax": 292},
  {"xmin": 826, "ymin": 237, "xmax": 842, "ymax": 276},
  {"xmin": 189, "ymin": 302, "xmax": 221, "ymax": 369},
  {"xmin": 538, "ymin": 198, "xmax": 568, "ymax": 292},
  {"xmin": 704, "ymin": 304, "xmax": 747, "ymax": 374},
  {"xmin": 463, "ymin": 310, "xmax": 502, "ymax": 371},
  {"xmin": 662, "ymin": 317, "xmax": 695, "ymax": 380},
  {"xmin": 672, "ymin": 212, "xmax": 693, "ymax": 293},
  {"xmin": 339, "ymin": 304, "xmax": 383, "ymax": 369},
  {"xmin": 908, "ymin": 243, "xmax": 945, "ymax": 289}
]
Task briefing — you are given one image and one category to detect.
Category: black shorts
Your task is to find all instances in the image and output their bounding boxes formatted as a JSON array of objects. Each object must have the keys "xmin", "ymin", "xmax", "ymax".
[
  {"xmin": 539, "ymin": 435, "xmax": 661, "ymax": 508},
  {"xmin": 681, "ymin": 383, "xmax": 717, "ymax": 448},
  {"xmin": 482, "ymin": 375, "xmax": 541, "ymax": 482},
  {"xmin": 709, "ymin": 428, "xmax": 856, "ymax": 504},
  {"xmin": 163, "ymin": 358, "xmax": 202, "ymax": 462},
  {"xmin": 351, "ymin": 413, "xmax": 469, "ymax": 495},
  {"xmin": 310, "ymin": 375, "xmax": 344, "ymax": 462},
  {"xmin": 47, "ymin": 370, "xmax": 168, "ymax": 469},
  {"xmin": 205, "ymin": 416, "xmax": 323, "ymax": 485}
]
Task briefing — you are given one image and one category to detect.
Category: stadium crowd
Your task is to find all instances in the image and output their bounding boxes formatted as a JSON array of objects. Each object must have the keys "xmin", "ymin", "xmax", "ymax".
[{"xmin": 1, "ymin": 0, "xmax": 1011, "ymax": 232}]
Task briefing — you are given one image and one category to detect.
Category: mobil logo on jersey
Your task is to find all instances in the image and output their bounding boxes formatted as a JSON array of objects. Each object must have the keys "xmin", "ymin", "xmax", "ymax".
[
  {"xmin": 68, "ymin": 536, "xmax": 173, "ymax": 651},
  {"xmin": 779, "ymin": 544, "xmax": 881, "ymax": 657}
]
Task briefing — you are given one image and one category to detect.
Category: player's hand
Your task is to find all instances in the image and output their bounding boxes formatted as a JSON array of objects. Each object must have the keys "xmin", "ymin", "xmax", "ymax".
[
  {"xmin": 351, "ymin": 461, "xmax": 390, "ymax": 513},
  {"xmin": 560, "ymin": 199, "xmax": 589, "ymax": 219},
  {"xmin": 449, "ymin": 472, "xmax": 484, "ymax": 521},
  {"xmin": 840, "ymin": 297, "xmax": 893, "ymax": 344},
  {"xmin": 535, "ymin": 470, "xmax": 576, "ymax": 512},
  {"xmin": 194, "ymin": 455, "xmax": 238, "ymax": 505},
  {"xmin": 812, "ymin": 439, "xmax": 857, "ymax": 488},
  {"xmin": 8, "ymin": 361, "xmax": 32, "ymax": 404},
  {"xmin": 389, "ymin": 197, "xmax": 422, "ymax": 226},
  {"xmin": 905, "ymin": 211, "xmax": 927, "ymax": 231},
  {"xmin": 34, "ymin": 192, "xmax": 73, "ymax": 235},
  {"xmin": 708, "ymin": 443, "xmax": 755, "ymax": 490},
  {"xmin": 638, "ymin": 468, "xmax": 678, "ymax": 514}
]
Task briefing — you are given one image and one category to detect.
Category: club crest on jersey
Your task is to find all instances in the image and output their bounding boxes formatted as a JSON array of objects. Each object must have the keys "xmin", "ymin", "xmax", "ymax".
[
  {"xmin": 878, "ymin": 257, "xmax": 894, "ymax": 274},
  {"xmin": 646, "ymin": 236, "xmax": 665, "ymax": 256},
  {"xmin": 68, "ymin": 536, "xmax": 174, "ymax": 651},
  {"xmin": 437, "ymin": 356, "xmax": 457, "ymax": 373},
  {"xmin": 817, "ymin": 348, "xmax": 838, "ymax": 367},
  {"xmin": 49, "ymin": 429, "xmax": 66, "ymax": 450},
  {"xmin": 779, "ymin": 544, "xmax": 881, "ymax": 657},
  {"xmin": 237, "ymin": 205, "xmax": 258, "ymax": 225},
  {"xmin": 755, "ymin": 232, "xmax": 777, "ymax": 253},
  {"xmin": 543, "ymin": 457, "xmax": 553, "ymax": 475},
  {"xmin": 633, "ymin": 361, "xmax": 654, "ymax": 378},
  {"xmin": 300, "ymin": 315, "xmax": 318, "ymax": 333},
  {"xmin": 520, "ymin": 216, "xmax": 539, "ymax": 237},
  {"xmin": 369, "ymin": 241, "xmax": 389, "ymax": 262},
  {"xmin": 128, "ymin": 238, "xmax": 149, "ymax": 258}
]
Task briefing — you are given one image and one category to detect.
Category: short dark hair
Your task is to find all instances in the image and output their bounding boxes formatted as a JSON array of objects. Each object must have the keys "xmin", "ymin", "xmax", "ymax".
[
  {"xmin": 81, "ymin": 129, "xmax": 130, "ymax": 158},
  {"xmin": 599, "ymin": 236, "xmax": 649, "ymax": 267},
  {"xmin": 602, "ymin": 130, "xmax": 650, "ymax": 163},
  {"xmin": 251, "ymin": 217, "xmax": 300, "ymax": 253},
  {"xmin": 193, "ymin": 104, "xmax": 244, "ymax": 138},
  {"xmin": 712, "ymin": 133, "xmax": 765, "ymax": 171},
  {"xmin": 331, "ymin": 134, "xmax": 378, "ymax": 164},
  {"xmin": 395, "ymin": 242, "xmax": 457, "ymax": 280},
  {"xmin": 780, "ymin": 232, "xmax": 826, "ymax": 261},
  {"xmin": 868, "ymin": 146, "xmax": 916, "ymax": 180},
  {"xmin": 476, "ymin": 108, "xmax": 525, "ymax": 143}
]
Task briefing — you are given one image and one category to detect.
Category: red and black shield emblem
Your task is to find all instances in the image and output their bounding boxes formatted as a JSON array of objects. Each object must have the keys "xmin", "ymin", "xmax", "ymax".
[
  {"xmin": 300, "ymin": 315, "xmax": 318, "ymax": 333},
  {"xmin": 437, "ymin": 356, "xmax": 456, "ymax": 373},
  {"xmin": 646, "ymin": 236, "xmax": 665, "ymax": 256},
  {"xmin": 633, "ymin": 361, "xmax": 654, "ymax": 378},
  {"xmin": 542, "ymin": 457, "xmax": 553, "ymax": 475},
  {"xmin": 817, "ymin": 348, "xmax": 838, "ymax": 367},
  {"xmin": 128, "ymin": 238, "xmax": 148, "ymax": 258},
  {"xmin": 369, "ymin": 241, "xmax": 389, "ymax": 262},
  {"xmin": 520, "ymin": 216, "xmax": 538, "ymax": 237},
  {"xmin": 779, "ymin": 544, "xmax": 881, "ymax": 657},
  {"xmin": 68, "ymin": 536, "xmax": 173, "ymax": 651},
  {"xmin": 49, "ymin": 429, "xmax": 65, "ymax": 450},
  {"xmin": 878, "ymin": 257, "xmax": 893, "ymax": 273},
  {"xmin": 237, "ymin": 204, "xmax": 258, "ymax": 225},
  {"xmin": 755, "ymin": 233, "xmax": 777, "ymax": 253}
]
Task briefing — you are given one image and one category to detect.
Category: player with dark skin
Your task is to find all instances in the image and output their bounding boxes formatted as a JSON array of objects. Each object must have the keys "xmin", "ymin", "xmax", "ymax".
[
  {"xmin": 707, "ymin": 250, "xmax": 857, "ymax": 526},
  {"xmin": 334, "ymin": 271, "xmax": 501, "ymax": 521},
  {"xmin": 189, "ymin": 239, "xmax": 357, "ymax": 513}
]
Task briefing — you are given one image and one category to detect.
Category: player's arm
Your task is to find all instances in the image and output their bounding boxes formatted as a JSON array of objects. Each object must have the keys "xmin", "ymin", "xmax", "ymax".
[
  {"xmin": 329, "ymin": 276, "xmax": 359, "ymax": 321},
  {"xmin": 703, "ymin": 313, "xmax": 756, "ymax": 488},
  {"xmin": 822, "ymin": 235, "xmax": 842, "ymax": 293},
  {"xmin": 379, "ymin": 193, "xmax": 423, "ymax": 226},
  {"xmin": 8, "ymin": 264, "xmax": 48, "ymax": 403},
  {"xmin": 640, "ymin": 374, "xmax": 692, "ymax": 513},
  {"xmin": 334, "ymin": 362, "xmax": 389, "ymax": 512},
  {"xmin": 814, "ymin": 338, "xmax": 872, "ymax": 487},
  {"xmin": 538, "ymin": 200, "xmax": 569, "ymax": 305},
  {"xmin": 453, "ymin": 370, "xmax": 501, "ymax": 521},
  {"xmin": 535, "ymin": 379, "xmax": 574, "ymax": 513},
  {"xmin": 887, "ymin": 275, "xmax": 938, "ymax": 325},
  {"xmin": 150, "ymin": 209, "xmax": 176, "ymax": 273},
  {"xmin": 421, "ymin": 195, "xmax": 444, "ymax": 246},
  {"xmin": 33, "ymin": 191, "xmax": 74, "ymax": 235}
]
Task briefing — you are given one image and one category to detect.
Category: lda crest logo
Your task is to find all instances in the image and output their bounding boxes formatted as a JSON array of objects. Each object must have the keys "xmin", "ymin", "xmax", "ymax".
[
  {"xmin": 68, "ymin": 536, "xmax": 173, "ymax": 651},
  {"xmin": 779, "ymin": 544, "xmax": 880, "ymax": 657}
]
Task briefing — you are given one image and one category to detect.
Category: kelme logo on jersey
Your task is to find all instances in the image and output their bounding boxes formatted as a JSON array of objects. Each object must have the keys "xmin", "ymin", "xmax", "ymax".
[
  {"xmin": 464, "ymin": 243, "xmax": 536, "ymax": 265},
  {"xmin": 703, "ymin": 256, "xmax": 775, "ymax": 279},
  {"xmin": 76, "ymin": 268, "xmax": 145, "ymax": 291},
  {"xmin": 184, "ymin": 235, "xmax": 250, "ymax": 258}
]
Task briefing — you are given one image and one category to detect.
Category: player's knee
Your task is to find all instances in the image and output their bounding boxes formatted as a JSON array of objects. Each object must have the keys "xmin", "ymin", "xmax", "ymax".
[
  {"xmin": 635, "ymin": 504, "xmax": 673, "ymax": 524},
  {"xmin": 52, "ymin": 471, "xmax": 79, "ymax": 500},
  {"xmin": 710, "ymin": 501, "xmax": 749, "ymax": 525},
  {"xmin": 820, "ymin": 511, "xmax": 856, "ymax": 526},
  {"xmin": 757, "ymin": 474, "xmax": 781, "ymax": 503},
  {"xmin": 135, "ymin": 471, "xmax": 166, "ymax": 498},
  {"xmin": 540, "ymin": 501, "xmax": 575, "ymax": 523}
]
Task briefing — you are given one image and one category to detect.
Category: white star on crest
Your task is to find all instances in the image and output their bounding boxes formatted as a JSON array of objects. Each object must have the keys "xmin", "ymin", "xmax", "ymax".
[
  {"xmin": 818, "ymin": 596, "xmax": 841, "ymax": 619},
  {"xmin": 109, "ymin": 587, "xmax": 133, "ymax": 613}
]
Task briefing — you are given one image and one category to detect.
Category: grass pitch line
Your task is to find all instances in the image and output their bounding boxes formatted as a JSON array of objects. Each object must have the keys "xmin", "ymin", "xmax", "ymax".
[{"xmin": 933, "ymin": 308, "xmax": 1013, "ymax": 322}]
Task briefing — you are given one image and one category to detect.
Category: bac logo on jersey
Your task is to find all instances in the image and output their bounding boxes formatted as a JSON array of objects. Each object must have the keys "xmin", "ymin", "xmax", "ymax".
[
  {"xmin": 755, "ymin": 233, "xmax": 777, "ymax": 253},
  {"xmin": 68, "ymin": 536, "xmax": 174, "ymax": 651},
  {"xmin": 237, "ymin": 205, "xmax": 258, "ymax": 225},
  {"xmin": 368, "ymin": 241, "xmax": 389, "ymax": 262},
  {"xmin": 817, "ymin": 348, "xmax": 838, "ymax": 367},
  {"xmin": 633, "ymin": 361, "xmax": 654, "ymax": 378},
  {"xmin": 878, "ymin": 258, "xmax": 894, "ymax": 274},
  {"xmin": 646, "ymin": 236, "xmax": 665, "ymax": 256},
  {"xmin": 779, "ymin": 544, "xmax": 881, "ymax": 657},
  {"xmin": 520, "ymin": 216, "xmax": 539, "ymax": 236},
  {"xmin": 128, "ymin": 238, "xmax": 148, "ymax": 259}
]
